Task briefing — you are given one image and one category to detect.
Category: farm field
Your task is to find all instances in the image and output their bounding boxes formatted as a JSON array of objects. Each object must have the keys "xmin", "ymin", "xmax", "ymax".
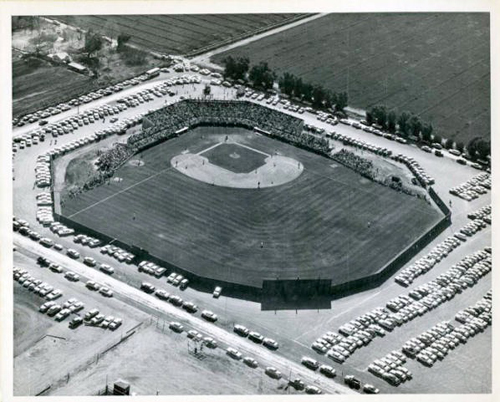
[
  {"xmin": 12, "ymin": 56, "xmax": 95, "ymax": 117},
  {"xmin": 212, "ymin": 13, "xmax": 490, "ymax": 144},
  {"xmin": 51, "ymin": 14, "xmax": 306, "ymax": 56},
  {"xmin": 60, "ymin": 126, "xmax": 442, "ymax": 290}
]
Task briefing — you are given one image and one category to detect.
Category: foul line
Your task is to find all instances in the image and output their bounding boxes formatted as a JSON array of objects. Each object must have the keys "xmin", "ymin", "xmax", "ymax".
[{"xmin": 68, "ymin": 155, "xmax": 194, "ymax": 219}]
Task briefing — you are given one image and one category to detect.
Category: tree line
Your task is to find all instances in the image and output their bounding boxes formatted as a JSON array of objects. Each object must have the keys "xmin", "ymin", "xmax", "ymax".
[
  {"xmin": 222, "ymin": 56, "xmax": 348, "ymax": 112},
  {"xmin": 365, "ymin": 105, "xmax": 490, "ymax": 160}
]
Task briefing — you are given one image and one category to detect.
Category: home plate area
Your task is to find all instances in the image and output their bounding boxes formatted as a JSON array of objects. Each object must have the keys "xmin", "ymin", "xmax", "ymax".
[{"xmin": 171, "ymin": 140, "xmax": 304, "ymax": 189}]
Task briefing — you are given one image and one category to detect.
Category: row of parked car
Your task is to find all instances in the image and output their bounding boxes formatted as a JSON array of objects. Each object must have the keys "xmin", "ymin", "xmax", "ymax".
[
  {"xmin": 12, "ymin": 71, "xmax": 153, "ymax": 128},
  {"xmin": 367, "ymin": 350, "xmax": 411, "ymax": 387},
  {"xmin": 13, "ymin": 266, "xmax": 62, "ymax": 301},
  {"xmin": 401, "ymin": 293, "xmax": 491, "ymax": 371},
  {"xmin": 83, "ymin": 308, "xmax": 123, "ymax": 330},
  {"xmin": 454, "ymin": 290, "xmax": 492, "ymax": 325},
  {"xmin": 391, "ymin": 153, "xmax": 435, "ymax": 186},
  {"xmin": 141, "ymin": 282, "xmax": 216, "ymax": 323},
  {"xmin": 233, "ymin": 324, "xmax": 279, "ymax": 350},
  {"xmin": 449, "ymin": 172, "xmax": 491, "ymax": 201},
  {"xmin": 395, "ymin": 217, "xmax": 490, "ymax": 287},
  {"xmin": 39, "ymin": 297, "xmax": 85, "ymax": 324},
  {"xmin": 314, "ymin": 247, "xmax": 491, "ymax": 365},
  {"xmin": 100, "ymin": 244, "xmax": 135, "ymax": 264},
  {"xmin": 395, "ymin": 235, "xmax": 463, "ymax": 287},
  {"xmin": 225, "ymin": 345, "xmax": 324, "ymax": 394},
  {"xmin": 326, "ymin": 131, "xmax": 393, "ymax": 158},
  {"xmin": 467, "ymin": 204, "xmax": 491, "ymax": 223}
]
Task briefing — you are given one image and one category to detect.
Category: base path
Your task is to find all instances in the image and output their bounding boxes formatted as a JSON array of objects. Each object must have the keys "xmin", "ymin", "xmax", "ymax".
[{"xmin": 171, "ymin": 142, "xmax": 304, "ymax": 189}]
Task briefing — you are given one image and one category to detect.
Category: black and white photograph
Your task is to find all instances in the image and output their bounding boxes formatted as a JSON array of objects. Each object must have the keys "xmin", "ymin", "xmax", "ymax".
[{"xmin": 0, "ymin": 1, "xmax": 497, "ymax": 400}]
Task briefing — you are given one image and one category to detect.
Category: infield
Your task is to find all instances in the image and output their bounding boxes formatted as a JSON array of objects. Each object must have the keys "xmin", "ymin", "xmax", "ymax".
[{"xmin": 60, "ymin": 126, "xmax": 442, "ymax": 291}]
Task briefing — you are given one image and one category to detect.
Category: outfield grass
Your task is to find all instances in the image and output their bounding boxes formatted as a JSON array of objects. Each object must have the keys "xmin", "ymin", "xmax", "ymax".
[
  {"xmin": 211, "ymin": 13, "xmax": 490, "ymax": 144},
  {"xmin": 61, "ymin": 126, "xmax": 442, "ymax": 289}
]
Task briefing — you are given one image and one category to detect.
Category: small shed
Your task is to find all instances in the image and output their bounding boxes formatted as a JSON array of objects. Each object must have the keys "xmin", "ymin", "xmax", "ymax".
[
  {"xmin": 113, "ymin": 379, "xmax": 130, "ymax": 395},
  {"xmin": 68, "ymin": 62, "xmax": 88, "ymax": 74}
]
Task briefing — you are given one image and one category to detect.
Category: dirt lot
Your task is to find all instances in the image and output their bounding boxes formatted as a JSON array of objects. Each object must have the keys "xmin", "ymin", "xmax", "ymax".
[
  {"xmin": 12, "ymin": 19, "xmax": 166, "ymax": 118},
  {"xmin": 212, "ymin": 13, "xmax": 490, "ymax": 144},
  {"xmin": 49, "ymin": 324, "xmax": 303, "ymax": 396}
]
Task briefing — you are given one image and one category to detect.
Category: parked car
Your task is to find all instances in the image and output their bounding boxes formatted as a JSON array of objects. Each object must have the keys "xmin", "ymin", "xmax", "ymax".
[
  {"xmin": 301, "ymin": 356, "xmax": 319, "ymax": 371},
  {"xmin": 99, "ymin": 287, "xmax": 113, "ymax": 297},
  {"xmin": 344, "ymin": 375, "xmax": 361, "ymax": 389},
  {"xmin": 213, "ymin": 286, "xmax": 222, "ymax": 298},
  {"xmin": 169, "ymin": 321, "xmax": 184, "ymax": 333},
  {"xmin": 243, "ymin": 356, "xmax": 259, "ymax": 368},
  {"xmin": 99, "ymin": 264, "xmax": 115, "ymax": 275},
  {"xmin": 263, "ymin": 337, "xmax": 279, "ymax": 350},
  {"xmin": 67, "ymin": 249, "xmax": 80, "ymax": 259},
  {"xmin": 248, "ymin": 331, "xmax": 264, "ymax": 343},
  {"xmin": 264, "ymin": 366, "xmax": 282, "ymax": 380},
  {"xmin": 201, "ymin": 310, "xmax": 218, "ymax": 323},
  {"xmin": 64, "ymin": 271, "xmax": 80, "ymax": 282},
  {"xmin": 305, "ymin": 385, "xmax": 322, "ymax": 394},
  {"xmin": 69, "ymin": 316, "xmax": 83, "ymax": 329},
  {"xmin": 226, "ymin": 347, "xmax": 243, "ymax": 360},
  {"xmin": 86, "ymin": 280, "xmax": 100, "ymax": 291},
  {"xmin": 234, "ymin": 324, "xmax": 250, "ymax": 337}
]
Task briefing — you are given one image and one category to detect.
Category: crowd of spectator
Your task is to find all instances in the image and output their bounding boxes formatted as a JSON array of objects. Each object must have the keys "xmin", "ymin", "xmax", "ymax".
[
  {"xmin": 332, "ymin": 149, "xmax": 375, "ymax": 180},
  {"xmin": 128, "ymin": 100, "xmax": 305, "ymax": 151}
]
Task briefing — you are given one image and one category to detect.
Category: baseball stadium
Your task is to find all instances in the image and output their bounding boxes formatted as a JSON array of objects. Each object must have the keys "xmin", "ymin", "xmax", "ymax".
[{"xmin": 56, "ymin": 100, "xmax": 446, "ymax": 308}]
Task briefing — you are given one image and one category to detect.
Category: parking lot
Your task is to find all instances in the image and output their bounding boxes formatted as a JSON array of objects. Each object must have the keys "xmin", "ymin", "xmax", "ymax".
[{"xmin": 11, "ymin": 66, "xmax": 492, "ymax": 395}]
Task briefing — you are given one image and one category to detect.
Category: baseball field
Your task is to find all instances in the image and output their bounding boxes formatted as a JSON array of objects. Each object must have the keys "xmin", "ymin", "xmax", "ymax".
[
  {"xmin": 211, "ymin": 13, "xmax": 490, "ymax": 144},
  {"xmin": 60, "ymin": 126, "xmax": 442, "ymax": 290}
]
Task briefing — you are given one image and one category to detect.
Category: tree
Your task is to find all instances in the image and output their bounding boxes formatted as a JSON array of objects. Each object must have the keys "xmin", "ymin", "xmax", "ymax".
[
  {"xmin": 234, "ymin": 57, "xmax": 250, "ymax": 81},
  {"xmin": 312, "ymin": 85, "xmax": 327, "ymax": 108},
  {"xmin": 387, "ymin": 111, "xmax": 397, "ymax": 133},
  {"xmin": 278, "ymin": 72, "xmax": 296, "ymax": 96},
  {"xmin": 433, "ymin": 134, "xmax": 442, "ymax": 145},
  {"xmin": 335, "ymin": 92, "xmax": 348, "ymax": 112},
  {"xmin": 397, "ymin": 111, "xmax": 411, "ymax": 136},
  {"xmin": 248, "ymin": 62, "xmax": 276, "ymax": 90},
  {"xmin": 203, "ymin": 84, "xmax": 211, "ymax": 97},
  {"xmin": 293, "ymin": 77, "xmax": 304, "ymax": 99},
  {"xmin": 420, "ymin": 122, "xmax": 433, "ymax": 142},
  {"xmin": 324, "ymin": 91, "xmax": 334, "ymax": 110},
  {"xmin": 456, "ymin": 141, "xmax": 465, "ymax": 153},
  {"xmin": 409, "ymin": 116, "xmax": 423, "ymax": 138},
  {"xmin": 301, "ymin": 82, "xmax": 314, "ymax": 102},
  {"xmin": 84, "ymin": 29, "xmax": 103, "ymax": 59},
  {"xmin": 444, "ymin": 138, "xmax": 454, "ymax": 149},
  {"xmin": 366, "ymin": 109, "xmax": 375, "ymax": 126},
  {"xmin": 372, "ymin": 106, "xmax": 388, "ymax": 129},
  {"xmin": 222, "ymin": 56, "xmax": 236, "ymax": 79},
  {"xmin": 467, "ymin": 137, "xmax": 490, "ymax": 160},
  {"xmin": 117, "ymin": 33, "xmax": 131, "ymax": 52}
]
